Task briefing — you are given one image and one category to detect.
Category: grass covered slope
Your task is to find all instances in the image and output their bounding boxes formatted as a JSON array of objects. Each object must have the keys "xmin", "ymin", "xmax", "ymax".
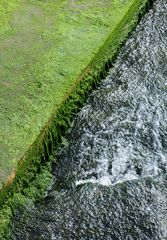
[{"xmin": 0, "ymin": 0, "xmax": 148, "ymax": 191}]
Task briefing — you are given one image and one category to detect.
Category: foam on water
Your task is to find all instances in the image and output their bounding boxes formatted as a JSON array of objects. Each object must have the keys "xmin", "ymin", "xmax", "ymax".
[{"xmin": 70, "ymin": 0, "xmax": 167, "ymax": 187}]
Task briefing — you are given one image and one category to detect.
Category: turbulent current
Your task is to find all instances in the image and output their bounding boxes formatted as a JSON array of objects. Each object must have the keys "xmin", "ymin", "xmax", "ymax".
[{"xmin": 11, "ymin": 1, "xmax": 167, "ymax": 239}]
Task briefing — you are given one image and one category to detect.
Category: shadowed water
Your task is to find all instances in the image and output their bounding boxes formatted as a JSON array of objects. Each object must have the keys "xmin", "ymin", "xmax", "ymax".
[{"xmin": 11, "ymin": 0, "xmax": 167, "ymax": 239}]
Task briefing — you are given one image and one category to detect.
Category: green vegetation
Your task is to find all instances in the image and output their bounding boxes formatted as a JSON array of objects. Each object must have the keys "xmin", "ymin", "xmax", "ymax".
[
  {"xmin": 0, "ymin": 167, "xmax": 52, "ymax": 239},
  {"xmin": 0, "ymin": 0, "xmax": 20, "ymax": 38},
  {"xmin": 0, "ymin": 0, "xmax": 151, "ymax": 238},
  {"xmin": 0, "ymin": 0, "xmax": 149, "ymax": 190}
]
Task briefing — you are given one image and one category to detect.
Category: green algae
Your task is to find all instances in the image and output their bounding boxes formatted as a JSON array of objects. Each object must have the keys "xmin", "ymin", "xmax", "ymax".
[{"xmin": 0, "ymin": 167, "xmax": 52, "ymax": 239}]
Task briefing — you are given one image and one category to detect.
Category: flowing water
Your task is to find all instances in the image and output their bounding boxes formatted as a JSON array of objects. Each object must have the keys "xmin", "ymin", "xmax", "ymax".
[{"xmin": 11, "ymin": 0, "xmax": 167, "ymax": 239}]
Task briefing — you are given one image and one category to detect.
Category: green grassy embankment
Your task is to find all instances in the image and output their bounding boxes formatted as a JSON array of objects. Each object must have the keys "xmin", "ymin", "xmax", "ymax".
[
  {"xmin": 0, "ymin": 0, "xmax": 151, "ymax": 238},
  {"xmin": 0, "ymin": 0, "xmax": 150, "ymax": 194}
]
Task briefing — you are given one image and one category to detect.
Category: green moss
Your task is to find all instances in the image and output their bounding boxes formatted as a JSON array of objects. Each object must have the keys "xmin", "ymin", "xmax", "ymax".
[{"xmin": 0, "ymin": 167, "xmax": 52, "ymax": 239}]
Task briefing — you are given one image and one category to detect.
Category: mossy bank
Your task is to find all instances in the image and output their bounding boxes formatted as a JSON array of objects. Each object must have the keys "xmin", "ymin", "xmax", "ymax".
[{"xmin": 0, "ymin": 0, "xmax": 152, "ymax": 238}]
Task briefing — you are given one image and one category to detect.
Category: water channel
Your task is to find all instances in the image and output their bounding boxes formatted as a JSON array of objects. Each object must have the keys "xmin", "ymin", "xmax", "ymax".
[{"xmin": 11, "ymin": 0, "xmax": 167, "ymax": 239}]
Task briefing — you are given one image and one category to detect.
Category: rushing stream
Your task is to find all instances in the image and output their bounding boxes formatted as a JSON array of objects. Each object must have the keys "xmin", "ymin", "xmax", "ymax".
[{"xmin": 11, "ymin": 0, "xmax": 167, "ymax": 239}]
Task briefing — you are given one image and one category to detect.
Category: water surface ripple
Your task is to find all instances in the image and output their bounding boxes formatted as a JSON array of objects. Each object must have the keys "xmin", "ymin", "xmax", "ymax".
[{"xmin": 12, "ymin": 0, "xmax": 167, "ymax": 239}]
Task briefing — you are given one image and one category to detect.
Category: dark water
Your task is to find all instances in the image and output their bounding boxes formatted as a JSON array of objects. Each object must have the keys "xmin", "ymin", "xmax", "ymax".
[{"xmin": 11, "ymin": 0, "xmax": 167, "ymax": 239}]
